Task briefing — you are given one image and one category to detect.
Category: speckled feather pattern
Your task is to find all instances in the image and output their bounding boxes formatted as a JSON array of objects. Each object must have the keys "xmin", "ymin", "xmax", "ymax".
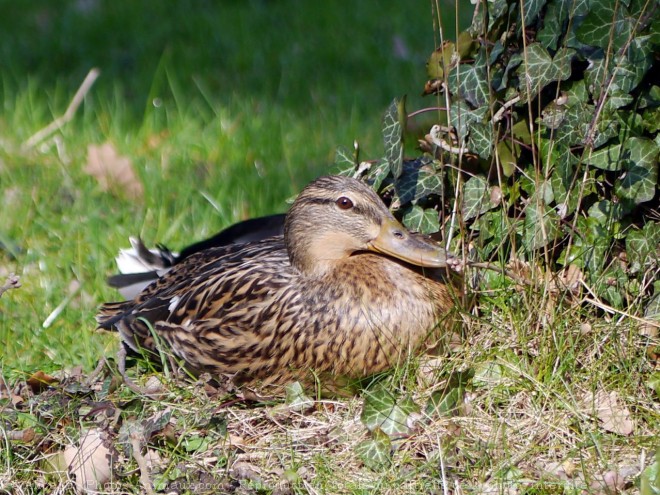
[{"xmin": 97, "ymin": 176, "xmax": 457, "ymax": 387}]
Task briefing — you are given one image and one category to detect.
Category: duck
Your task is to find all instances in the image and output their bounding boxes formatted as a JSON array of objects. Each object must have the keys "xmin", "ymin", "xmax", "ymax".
[
  {"xmin": 107, "ymin": 214, "xmax": 286, "ymax": 299},
  {"xmin": 97, "ymin": 175, "xmax": 461, "ymax": 390}
]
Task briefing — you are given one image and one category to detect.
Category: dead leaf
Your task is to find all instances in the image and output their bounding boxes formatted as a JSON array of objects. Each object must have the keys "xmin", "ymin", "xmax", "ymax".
[
  {"xmin": 84, "ymin": 142, "xmax": 143, "ymax": 199},
  {"xmin": 64, "ymin": 428, "xmax": 116, "ymax": 494},
  {"xmin": 584, "ymin": 390, "xmax": 635, "ymax": 436},
  {"xmin": 589, "ymin": 468, "xmax": 634, "ymax": 494},
  {"xmin": 27, "ymin": 370, "xmax": 58, "ymax": 393},
  {"xmin": 555, "ymin": 264, "xmax": 583, "ymax": 293},
  {"xmin": 231, "ymin": 460, "xmax": 262, "ymax": 484}
]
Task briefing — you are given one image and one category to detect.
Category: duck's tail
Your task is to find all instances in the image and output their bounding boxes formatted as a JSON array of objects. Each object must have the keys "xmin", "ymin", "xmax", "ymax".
[
  {"xmin": 106, "ymin": 237, "xmax": 177, "ymax": 299},
  {"xmin": 106, "ymin": 214, "xmax": 286, "ymax": 299}
]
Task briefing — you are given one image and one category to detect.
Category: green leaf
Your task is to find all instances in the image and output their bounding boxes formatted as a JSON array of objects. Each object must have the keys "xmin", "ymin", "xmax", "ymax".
[
  {"xmin": 561, "ymin": 217, "xmax": 610, "ymax": 274},
  {"xmin": 182, "ymin": 435, "xmax": 211, "ymax": 453},
  {"xmin": 368, "ymin": 158, "xmax": 391, "ymax": 192},
  {"xmin": 448, "ymin": 100, "xmax": 485, "ymax": 140},
  {"xmin": 426, "ymin": 42, "xmax": 456, "ymax": 79},
  {"xmin": 496, "ymin": 139, "xmax": 517, "ymax": 177},
  {"xmin": 462, "ymin": 176, "xmax": 495, "ymax": 221},
  {"xmin": 516, "ymin": 44, "xmax": 575, "ymax": 101},
  {"xmin": 538, "ymin": 0, "xmax": 572, "ymax": 50},
  {"xmin": 361, "ymin": 387, "xmax": 419, "ymax": 437},
  {"xmin": 395, "ymin": 157, "xmax": 443, "ymax": 205},
  {"xmin": 523, "ymin": 197, "xmax": 560, "ymax": 251},
  {"xmin": 468, "ymin": 122, "xmax": 494, "ymax": 159},
  {"xmin": 645, "ymin": 291, "xmax": 660, "ymax": 325},
  {"xmin": 575, "ymin": 0, "xmax": 632, "ymax": 52},
  {"xmin": 520, "ymin": 0, "xmax": 545, "ymax": 28},
  {"xmin": 585, "ymin": 143, "xmax": 626, "ymax": 171},
  {"xmin": 594, "ymin": 265, "xmax": 628, "ymax": 308},
  {"xmin": 614, "ymin": 138, "xmax": 659, "ymax": 204},
  {"xmin": 588, "ymin": 200, "xmax": 625, "ymax": 227},
  {"xmin": 626, "ymin": 222, "xmax": 660, "ymax": 273},
  {"xmin": 648, "ymin": 373, "xmax": 660, "ymax": 398},
  {"xmin": 426, "ymin": 370, "xmax": 472, "ymax": 417},
  {"xmin": 335, "ymin": 145, "xmax": 357, "ymax": 176},
  {"xmin": 554, "ymin": 101, "xmax": 593, "ymax": 148},
  {"xmin": 473, "ymin": 361, "xmax": 506, "ymax": 387},
  {"xmin": 383, "ymin": 99, "xmax": 405, "ymax": 179},
  {"xmin": 355, "ymin": 427, "xmax": 392, "ymax": 471},
  {"xmin": 284, "ymin": 381, "xmax": 314, "ymax": 412},
  {"xmin": 401, "ymin": 205, "xmax": 440, "ymax": 234},
  {"xmin": 640, "ymin": 447, "xmax": 660, "ymax": 495},
  {"xmin": 447, "ymin": 48, "xmax": 490, "ymax": 108}
]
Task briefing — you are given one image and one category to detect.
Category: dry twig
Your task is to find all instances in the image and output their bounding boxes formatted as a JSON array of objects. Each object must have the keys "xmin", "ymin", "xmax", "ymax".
[{"xmin": 23, "ymin": 68, "xmax": 101, "ymax": 150}]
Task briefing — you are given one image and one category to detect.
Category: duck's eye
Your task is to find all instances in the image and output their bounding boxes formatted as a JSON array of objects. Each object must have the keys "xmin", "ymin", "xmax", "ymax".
[{"xmin": 336, "ymin": 197, "xmax": 354, "ymax": 210}]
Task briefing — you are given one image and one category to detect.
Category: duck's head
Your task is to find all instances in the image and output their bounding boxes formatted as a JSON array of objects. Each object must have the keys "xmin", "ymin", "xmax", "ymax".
[{"xmin": 285, "ymin": 175, "xmax": 453, "ymax": 276}]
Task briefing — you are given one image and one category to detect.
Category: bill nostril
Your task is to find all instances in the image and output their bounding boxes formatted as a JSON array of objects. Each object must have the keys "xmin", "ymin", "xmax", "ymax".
[{"xmin": 393, "ymin": 231, "xmax": 405, "ymax": 239}]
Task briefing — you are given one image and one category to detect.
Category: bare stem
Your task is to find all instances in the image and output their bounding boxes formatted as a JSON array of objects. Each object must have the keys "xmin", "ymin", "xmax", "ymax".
[{"xmin": 23, "ymin": 68, "xmax": 101, "ymax": 150}]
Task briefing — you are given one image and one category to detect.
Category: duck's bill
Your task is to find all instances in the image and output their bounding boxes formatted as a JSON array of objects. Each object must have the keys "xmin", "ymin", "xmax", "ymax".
[{"xmin": 367, "ymin": 217, "xmax": 452, "ymax": 268}]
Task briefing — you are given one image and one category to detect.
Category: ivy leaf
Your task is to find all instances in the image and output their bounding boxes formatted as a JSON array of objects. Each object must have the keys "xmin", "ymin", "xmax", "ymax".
[
  {"xmin": 644, "ymin": 291, "xmax": 660, "ymax": 338},
  {"xmin": 383, "ymin": 99, "xmax": 405, "ymax": 179},
  {"xmin": 468, "ymin": 122, "xmax": 493, "ymax": 159},
  {"xmin": 401, "ymin": 205, "xmax": 440, "ymax": 234},
  {"xmin": 448, "ymin": 100, "xmax": 486, "ymax": 140},
  {"xmin": 586, "ymin": 54, "xmax": 647, "ymax": 99},
  {"xmin": 588, "ymin": 200, "xmax": 625, "ymax": 227},
  {"xmin": 523, "ymin": 197, "xmax": 561, "ymax": 251},
  {"xmin": 335, "ymin": 145, "xmax": 357, "ymax": 176},
  {"xmin": 640, "ymin": 446, "xmax": 660, "ymax": 495},
  {"xmin": 426, "ymin": 41, "xmax": 456, "ymax": 79},
  {"xmin": 515, "ymin": 44, "xmax": 575, "ymax": 101},
  {"xmin": 355, "ymin": 427, "xmax": 392, "ymax": 471},
  {"xmin": 496, "ymin": 139, "xmax": 517, "ymax": 178},
  {"xmin": 426, "ymin": 370, "xmax": 472, "ymax": 417},
  {"xmin": 520, "ymin": 0, "xmax": 545, "ymax": 28},
  {"xmin": 543, "ymin": 141, "xmax": 583, "ymax": 215},
  {"xmin": 614, "ymin": 138, "xmax": 659, "ymax": 204},
  {"xmin": 575, "ymin": 0, "xmax": 632, "ymax": 52},
  {"xmin": 284, "ymin": 382, "xmax": 313, "ymax": 412},
  {"xmin": 561, "ymin": 217, "xmax": 609, "ymax": 274},
  {"xmin": 447, "ymin": 48, "xmax": 489, "ymax": 108},
  {"xmin": 626, "ymin": 222, "xmax": 660, "ymax": 273},
  {"xmin": 585, "ymin": 143, "xmax": 626, "ymax": 171},
  {"xmin": 538, "ymin": 0, "xmax": 572, "ymax": 50},
  {"xmin": 361, "ymin": 387, "xmax": 419, "ymax": 437},
  {"xmin": 462, "ymin": 176, "xmax": 495, "ymax": 221},
  {"xmin": 395, "ymin": 157, "xmax": 443, "ymax": 205},
  {"xmin": 368, "ymin": 158, "xmax": 391, "ymax": 192},
  {"xmin": 594, "ymin": 265, "xmax": 628, "ymax": 308},
  {"xmin": 554, "ymin": 101, "xmax": 593, "ymax": 148}
]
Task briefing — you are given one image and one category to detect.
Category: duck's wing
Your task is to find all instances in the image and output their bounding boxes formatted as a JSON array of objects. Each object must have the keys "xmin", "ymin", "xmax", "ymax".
[
  {"xmin": 107, "ymin": 214, "xmax": 286, "ymax": 299},
  {"xmin": 97, "ymin": 237, "xmax": 292, "ymax": 357},
  {"xmin": 177, "ymin": 214, "xmax": 285, "ymax": 259}
]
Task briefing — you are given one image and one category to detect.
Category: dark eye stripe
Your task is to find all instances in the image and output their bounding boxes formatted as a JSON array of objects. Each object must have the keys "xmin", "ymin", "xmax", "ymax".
[{"xmin": 298, "ymin": 197, "xmax": 382, "ymax": 225}]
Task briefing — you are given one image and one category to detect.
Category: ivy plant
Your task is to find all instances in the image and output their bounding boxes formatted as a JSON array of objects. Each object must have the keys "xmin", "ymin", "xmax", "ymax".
[{"xmin": 337, "ymin": 0, "xmax": 659, "ymax": 314}]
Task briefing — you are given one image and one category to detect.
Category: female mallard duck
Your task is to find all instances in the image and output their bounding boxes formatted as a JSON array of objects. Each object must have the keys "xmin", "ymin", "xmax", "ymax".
[{"xmin": 97, "ymin": 176, "xmax": 460, "ymax": 389}]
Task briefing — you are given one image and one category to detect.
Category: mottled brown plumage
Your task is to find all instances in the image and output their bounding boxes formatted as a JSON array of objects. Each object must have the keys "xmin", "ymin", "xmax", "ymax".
[{"xmin": 97, "ymin": 175, "xmax": 460, "ymax": 389}]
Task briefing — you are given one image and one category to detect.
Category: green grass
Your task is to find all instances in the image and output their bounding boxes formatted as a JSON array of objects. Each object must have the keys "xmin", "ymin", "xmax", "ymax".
[
  {"xmin": 0, "ymin": 0, "xmax": 466, "ymax": 373},
  {"xmin": 1, "ymin": 2, "xmax": 658, "ymax": 494}
]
